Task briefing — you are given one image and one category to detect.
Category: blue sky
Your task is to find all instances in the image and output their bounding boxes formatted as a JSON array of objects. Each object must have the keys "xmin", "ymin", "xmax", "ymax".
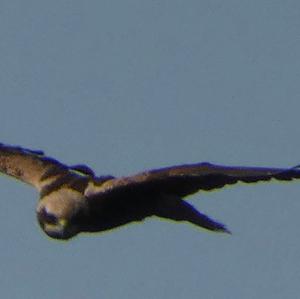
[{"xmin": 0, "ymin": 1, "xmax": 300, "ymax": 298}]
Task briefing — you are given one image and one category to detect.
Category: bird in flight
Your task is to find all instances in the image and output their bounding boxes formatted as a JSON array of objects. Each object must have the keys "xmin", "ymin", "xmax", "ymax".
[{"xmin": 0, "ymin": 142, "xmax": 299, "ymax": 240}]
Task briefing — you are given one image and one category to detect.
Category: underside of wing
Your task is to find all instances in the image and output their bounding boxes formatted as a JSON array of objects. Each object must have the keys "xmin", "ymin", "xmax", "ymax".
[
  {"xmin": 0, "ymin": 143, "xmax": 70, "ymax": 190},
  {"xmin": 86, "ymin": 162, "xmax": 300, "ymax": 199}
]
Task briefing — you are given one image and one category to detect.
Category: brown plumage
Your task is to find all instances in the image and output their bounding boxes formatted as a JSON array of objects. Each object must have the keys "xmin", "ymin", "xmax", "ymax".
[{"xmin": 0, "ymin": 142, "xmax": 299, "ymax": 240}]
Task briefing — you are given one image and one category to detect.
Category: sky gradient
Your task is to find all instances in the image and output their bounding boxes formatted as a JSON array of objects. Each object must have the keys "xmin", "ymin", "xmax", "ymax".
[{"xmin": 0, "ymin": 1, "xmax": 300, "ymax": 298}]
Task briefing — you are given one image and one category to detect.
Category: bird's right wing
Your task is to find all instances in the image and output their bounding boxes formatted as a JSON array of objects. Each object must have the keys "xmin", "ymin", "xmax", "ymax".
[
  {"xmin": 85, "ymin": 162, "xmax": 300, "ymax": 199},
  {"xmin": 0, "ymin": 143, "xmax": 70, "ymax": 191}
]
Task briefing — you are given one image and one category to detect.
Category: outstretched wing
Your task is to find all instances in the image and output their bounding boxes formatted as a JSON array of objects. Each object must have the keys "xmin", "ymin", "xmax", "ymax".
[
  {"xmin": 85, "ymin": 162, "xmax": 300, "ymax": 199},
  {"xmin": 0, "ymin": 143, "xmax": 70, "ymax": 190}
]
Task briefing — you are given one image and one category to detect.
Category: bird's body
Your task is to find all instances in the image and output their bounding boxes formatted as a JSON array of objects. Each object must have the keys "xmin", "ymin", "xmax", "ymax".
[{"xmin": 0, "ymin": 142, "xmax": 300, "ymax": 240}]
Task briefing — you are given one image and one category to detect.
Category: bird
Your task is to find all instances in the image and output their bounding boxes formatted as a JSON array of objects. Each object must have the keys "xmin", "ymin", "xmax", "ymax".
[{"xmin": 0, "ymin": 142, "xmax": 300, "ymax": 240}]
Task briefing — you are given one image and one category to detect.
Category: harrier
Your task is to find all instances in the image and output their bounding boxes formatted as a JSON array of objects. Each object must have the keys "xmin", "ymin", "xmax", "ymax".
[{"xmin": 0, "ymin": 142, "xmax": 299, "ymax": 240}]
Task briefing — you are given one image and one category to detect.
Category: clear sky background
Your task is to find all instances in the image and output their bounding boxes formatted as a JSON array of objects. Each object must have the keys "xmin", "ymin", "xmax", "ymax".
[{"xmin": 0, "ymin": 1, "xmax": 300, "ymax": 298}]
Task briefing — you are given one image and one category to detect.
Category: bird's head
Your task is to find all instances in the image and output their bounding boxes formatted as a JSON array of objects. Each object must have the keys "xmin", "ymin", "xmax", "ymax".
[{"xmin": 36, "ymin": 189, "xmax": 88, "ymax": 240}]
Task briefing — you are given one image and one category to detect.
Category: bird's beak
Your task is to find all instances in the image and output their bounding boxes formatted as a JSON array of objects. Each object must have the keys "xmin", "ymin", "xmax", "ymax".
[
  {"xmin": 58, "ymin": 219, "xmax": 68, "ymax": 227},
  {"xmin": 43, "ymin": 218, "xmax": 73, "ymax": 240}
]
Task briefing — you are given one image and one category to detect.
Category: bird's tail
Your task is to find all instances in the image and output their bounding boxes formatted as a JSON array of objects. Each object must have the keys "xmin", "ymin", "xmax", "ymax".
[{"xmin": 154, "ymin": 195, "xmax": 230, "ymax": 233}]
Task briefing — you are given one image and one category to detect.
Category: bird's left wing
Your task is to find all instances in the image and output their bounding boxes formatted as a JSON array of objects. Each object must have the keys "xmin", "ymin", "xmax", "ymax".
[
  {"xmin": 0, "ymin": 143, "xmax": 70, "ymax": 191},
  {"xmin": 85, "ymin": 162, "xmax": 300, "ymax": 199}
]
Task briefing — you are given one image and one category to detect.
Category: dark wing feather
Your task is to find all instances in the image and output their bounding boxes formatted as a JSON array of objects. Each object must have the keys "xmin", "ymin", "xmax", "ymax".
[
  {"xmin": 0, "ymin": 143, "xmax": 69, "ymax": 190},
  {"xmin": 85, "ymin": 162, "xmax": 300, "ymax": 198},
  {"xmin": 69, "ymin": 164, "xmax": 95, "ymax": 176}
]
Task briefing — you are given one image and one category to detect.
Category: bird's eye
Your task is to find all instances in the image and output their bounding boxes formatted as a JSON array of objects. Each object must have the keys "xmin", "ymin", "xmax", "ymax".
[{"xmin": 40, "ymin": 208, "xmax": 58, "ymax": 224}]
